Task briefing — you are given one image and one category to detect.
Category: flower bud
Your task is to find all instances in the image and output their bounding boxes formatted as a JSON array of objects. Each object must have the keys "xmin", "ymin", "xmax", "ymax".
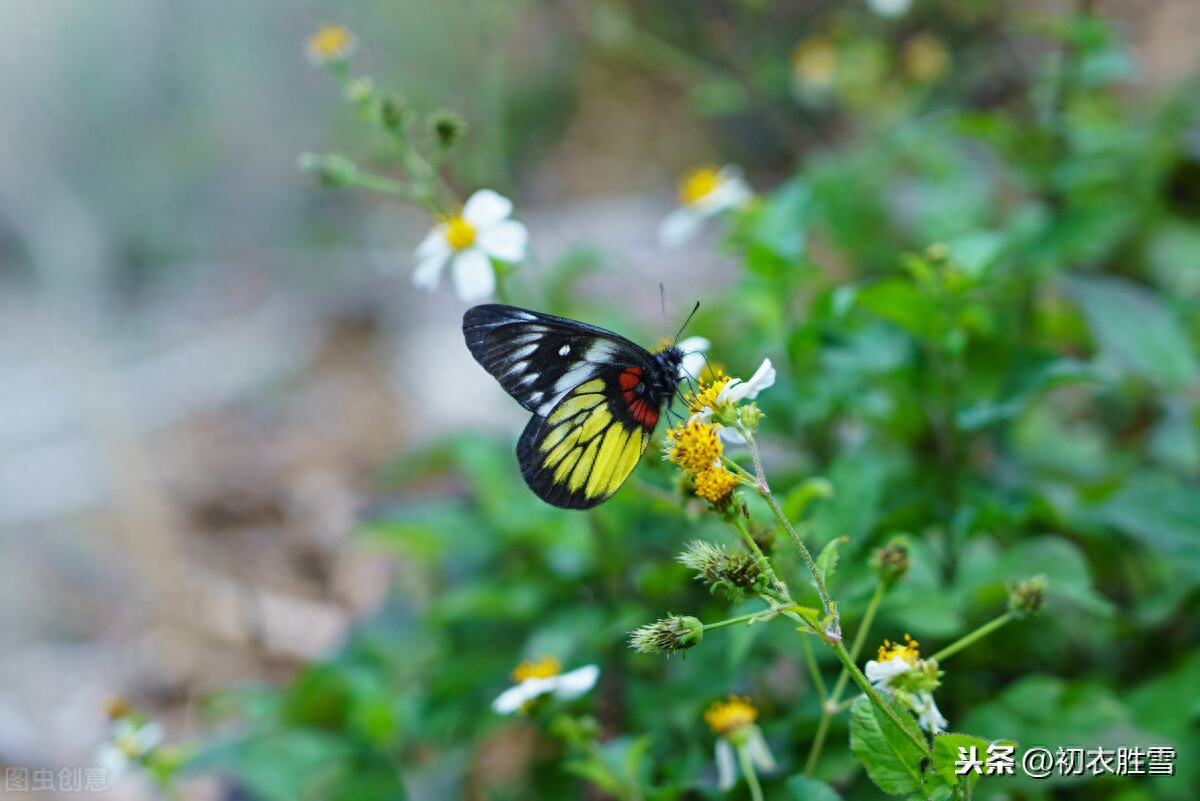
[
  {"xmin": 429, "ymin": 108, "xmax": 467, "ymax": 149},
  {"xmin": 678, "ymin": 541, "xmax": 768, "ymax": 602},
  {"xmin": 380, "ymin": 96, "xmax": 409, "ymax": 132},
  {"xmin": 628, "ymin": 615, "xmax": 703, "ymax": 655},
  {"xmin": 872, "ymin": 535, "xmax": 910, "ymax": 587},
  {"xmin": 1008, "ymin": 575, "xmax": 1046, "ymax": 619},
  {"xmin": 297, "ymin": 152, "xmax": 359, "ymax": 188},
  {"xmin": 738, "ymin": 403, "xmax": 764, "ymax": 431}
]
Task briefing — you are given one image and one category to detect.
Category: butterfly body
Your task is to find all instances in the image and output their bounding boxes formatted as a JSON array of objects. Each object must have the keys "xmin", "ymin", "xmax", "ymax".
[{"xmin": 464, "ymin": 304, "xmax": 684, "ymax": 509}]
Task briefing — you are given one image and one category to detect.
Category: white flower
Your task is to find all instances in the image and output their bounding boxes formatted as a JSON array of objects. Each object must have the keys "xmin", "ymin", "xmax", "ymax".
[
  {"xmin": 94, "ymin": 719, "xmax": 163, "ymax": 781},
  {"xmin": 868, "ymin": 0, "xmax": 912, "ymax": 18},
  {"xmin": 690, "ymin": 358, "xmax": 776, "ymax": 445},
  {"xmin": 491, "ymin": 662, "xmax": 600, "ymax": 715},
  {"xmin": 714, "ymin": 727, "xmax": 777, "ymax": 791},
  {"xmin": 676, "ymin": 336, "xmax": 710, "ymax": 380},
  {"xmin": 659, "ymin": 165, "xmax": 753, "ymax": 247},
  {"xmin": 865, "ymin": 636, "xmax": 948, "ymax": 734},
  {"xmin": 413, "ymin": 189, "xmax": 528, "ymax": 302}
]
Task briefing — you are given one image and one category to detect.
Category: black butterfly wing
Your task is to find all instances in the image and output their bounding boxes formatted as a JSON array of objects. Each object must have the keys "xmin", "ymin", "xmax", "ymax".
[{"xmin": 463, "ymin": 304, "xmax": 673, "ymax": 509}]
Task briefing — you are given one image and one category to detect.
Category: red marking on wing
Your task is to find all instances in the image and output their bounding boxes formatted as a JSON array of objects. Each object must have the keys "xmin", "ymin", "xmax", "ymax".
[
  {"xmin": 627, "ymin": 398, "xmax": 658, "ymax": 428},
  {"xmin": 618, "ymin": 366, "xmax": 642, "ymax": 391}
]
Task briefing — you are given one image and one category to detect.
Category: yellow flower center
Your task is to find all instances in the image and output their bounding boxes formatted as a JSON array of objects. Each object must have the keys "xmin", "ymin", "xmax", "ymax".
[
  {"xmin": 693, "ymin": 466, "xmax": 739, "ymax": 505},
  {"xmin": 685, "ymin": 375, "xmax": 731, "ymax": 414},
  {"xmin": 678, "ymin": 166, "xmax": 723, "ymax": 206},
  {"xmin": 704, "ymin": 695, "xmax": 758, "ymax": 736},
  {"xmin": 511, "ymin": 655, "xmax": 561, "ymax": 683},
  {"xmin": 667, "ymin": 420, "xmax": 724, "ymax": 473},
  {"xmin": 443, "ymin": 215, "xmax": 477, "ymax": 250},
  {"xmin": 308, "ymin": 24, "xmax": 357, "ymax": 62},
  {"xmin": 877, "ymin": 633, "xmax": 920, "ymax": 666},
  {"xmin": 791, "ymin": 38, "xmax": 838, "ymax": 88}
]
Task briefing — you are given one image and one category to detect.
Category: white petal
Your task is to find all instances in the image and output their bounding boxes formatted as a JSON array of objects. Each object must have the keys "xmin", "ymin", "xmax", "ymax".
[
  {"xmin": 864, "ymin": 655, "xmax": 912, "ymax": 685},
  {"xmin": 492, "ymin": 676, "xmax": 556, "ymax": 714},
  {"xmin": 462, "ymin": 189, "xmax": 513, "ymax": 227},
  {"xmin": 916, "ymin": 692, "xmax": 948, "ymax": 734},
  {"xmin": 742, "ymin": 359, "xmax": 776, "ymax": 397},
  {"xmin": 744, "ymin": 727, "xmax": 777, "ymax": 772},
  {"xmin": 658, "ymin": 207, "xmax": 704, "ymax": 248},
  {"xmin": 715, "ymin": 424, "xmax": 747, "ymax": 445},
  {"xmin": 715, "ymin": 738, "xmax": 737, "ymax": 792},
  {"xmin": 868, "ymin": 0, "xmax": 912, "ymax": 17},
  {"xmin": 451, "ymin": 248, "xmax": 496, "ymax": 302},
  {"xmin": 412, "ymin": 248, "xmax": 450, "ymax": 292},
  {"xmin": 416, "ymin": 225, "xmax": 450, "ymax": 260},
  {"xmin": 94, "ymin": 745, "xmax": 129, "ymax": 780},
  {"xmin": 677, "ymin": 336, "xmax": 709, "ymax": 355},
  {"xmin": 477, "ymin": 219, "xmax": 528, "ymax": 263},
  {"xmin": 134, "ymin": 722, "xmax": 164, "ymax": 753},
  {"xmin": 695, "ymin": 168, "xmax": 752, "ymax": 214},
  {"xmin": 553, "ymin": 664, "xmax": 600, "ymax": 700}
]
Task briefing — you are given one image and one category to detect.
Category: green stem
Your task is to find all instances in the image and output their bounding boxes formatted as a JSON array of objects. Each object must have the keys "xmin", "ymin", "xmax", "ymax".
[
  {"xmin": 805, "ymin": 580, "xmax": 886, "ymax": 775},
  {"xmin": 736, "ymin": 743, "xmax": 765, "ymax": 801},
  {"xmin": 928, "ymin": 612, "xmax": 1014, "ymax": 663},
  {"xmin": 703, "ymin": 606, "xmax": 783, "ymax": 632},
  {"xmin": 758, "ymin": 473, "xmax": 834, "ymax": 619},
  {"xmin": 831, "ymin": 581, "xmax": 886, "ymax": 703},
  {"xmin": 799, "ymin": 634, "xmax": 828, "ymax": 703},
  {"xmin": 828, "ymin": 639, "xmax": 930, "ymax": 757}
]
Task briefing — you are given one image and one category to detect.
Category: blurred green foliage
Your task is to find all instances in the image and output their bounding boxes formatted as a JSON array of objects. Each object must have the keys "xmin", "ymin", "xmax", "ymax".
[{"xmin": 187, "ymin": 4, "xmax": 1199, "ymax": 800}]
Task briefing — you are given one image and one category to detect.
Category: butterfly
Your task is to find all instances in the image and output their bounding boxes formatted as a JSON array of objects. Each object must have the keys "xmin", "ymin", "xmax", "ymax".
[{"xmin": 463, "ymin": 304, "xmax": 696, "ymax": 509}]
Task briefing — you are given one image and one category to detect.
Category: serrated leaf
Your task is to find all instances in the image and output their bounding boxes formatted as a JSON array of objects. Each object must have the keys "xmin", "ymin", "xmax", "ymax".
[
  {"xmin": 932, "ymin": 732, "xmax": 991, "ymax": 791},
  {"xmin": 814, "ymin": 536, "xmax": 850, "ymax": 589},
  {"xmin": 849, "ymin": 697, "xmax": 927, "ymax": 796}
]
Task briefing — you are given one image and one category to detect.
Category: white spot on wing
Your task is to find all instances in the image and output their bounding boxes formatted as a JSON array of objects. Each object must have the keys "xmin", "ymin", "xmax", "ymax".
[
  {"xmin": 584, "ymin": 340, "xmax": 616, "ymax": 363},
  {"xmin": 502, "ymin": 360, "xmax": 529, "ymax": 379},
  {"xmin": 528, "ymin": 391, "xmax": 544, "ymax": 404},
  {"xmin": 509, "ymin": 343, "xmax": 538, "ymax": 360},
  {"xmin": 553, "ymin": 363, "xmax": 595, "ymax": 397},
  {"xmin": 519, "ymin": 372, "xmax": 538, "ymax": 386},
  {"xmin": 507, "ymin": 333, "xmax": 541, "ymax": 347},
  {"xmin": 559, "ymin": 344, "xmax": 571, "ymax": 356}
]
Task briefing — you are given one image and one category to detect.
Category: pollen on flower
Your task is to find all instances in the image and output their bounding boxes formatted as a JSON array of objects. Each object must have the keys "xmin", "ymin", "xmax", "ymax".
[
  {"xmin": 511, "ymin": 655, "xmax": 561, "ymax": 682},
  {"xmin": 667, "ymin": 420, "xmax": 724, "ymax": 473},
  {"xmin": 686, "ymin": 374, "xmax": 731, "ymax": 414},
  {"xmin": 693, "ymin": 465, "xmax": 739, "ymax": 505},
  {"xmin": 307, "ymin": 24, "xmax": 358, "ymax": 64},
  {"xmin": 678, "ymin": 165, "xmax": 722, "ymax": 206},
  {"xmin": 443, "ymin": 215, "xmax": 477, "ymax": 251},
  {"xmin": 877, "ymin": 633, "xmax": 920, "ymax": 666},
  {"xmin": 704, "ymin": 695, "xmax": 758, "ymax": 736}
]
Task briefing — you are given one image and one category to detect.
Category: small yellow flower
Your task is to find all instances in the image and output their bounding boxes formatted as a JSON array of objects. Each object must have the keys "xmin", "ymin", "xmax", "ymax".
[
  {"xmin": 876, "ymin": 633, "xmax": 921, "ymax": 666},
  {"xmin": 693, "ymin": 465, "xmax": 740, "ymax": 505},
  {"xmin": 307, "ymin": 24, "xmax": 358, "ymax": 65},
  {"xmin": 492, "ymin": 657, "xmax": 600, "ymax": 715},
  {"xmin": 705, "ymin": 695, "xmax": 758, "ymax": 736},
  {"xmin": 685, "ymin": 374, "xmax": 731, "ymax": 416},
  {"xmin": 511, "ymin": 655, "xmax": 561, "ymax": 682},
  {"xmin": 705, "ymin": 695, "xmax": 777, "ymax": 791},
  {"xmin": 667, "ymin": 420, "xmax": 724, "ymax": 473},
  {"xmin": 659, "ymin": 165, "xmax": 752, "ymax": 247},
  {"xmin": 903, "ymin": 34, "xmax": 950, "ymax": 83}
]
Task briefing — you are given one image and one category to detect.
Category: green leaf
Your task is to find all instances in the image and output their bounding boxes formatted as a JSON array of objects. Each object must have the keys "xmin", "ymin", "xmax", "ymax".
[
  {"xmin": 932, "ymin": 733, "xmax": 990, "ymax": 791},
  {"xmin": 814, "ymin": 536, "xmax": 850, "ymax": 589},
  {"xmin": 782, "ymin": 477, "xmax": 835, "ymax": 523},
  {"xmin": 1068, "ymin": 276, "xmax": 1199, "ymax": 388},
  {"xmin": 855, "ymin": 278, "xmax": 938, "ymax": 340},
  {"xmin": 1089, "ymin": 470, "xmax": 1200, "ymax": 559},
  {"xmin": 956, "ymin": 358, "xmax": 1098, "ymax": 431},
  {"xmin": 849, "ymin": 697, "xmax": 927, "ymax": 796},
  {"xmin": 785, "ymin": 773, "xmax": 844, "ymax": 801}
]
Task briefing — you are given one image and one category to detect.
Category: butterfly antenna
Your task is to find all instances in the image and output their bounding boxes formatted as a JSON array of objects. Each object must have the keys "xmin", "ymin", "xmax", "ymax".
[
  {"xmin": 660, "ymin": 283, "xmax": 669, "ymax": 340},
  {"xmin": 673, "ymin": 301, "xmax": 701, "ymax": 344}
]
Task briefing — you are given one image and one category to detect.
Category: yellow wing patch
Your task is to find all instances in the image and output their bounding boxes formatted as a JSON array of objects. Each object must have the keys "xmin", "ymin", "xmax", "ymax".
[{"xmin": 536, "ymin": 381, "xmax": 652, "ymax": 503}]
